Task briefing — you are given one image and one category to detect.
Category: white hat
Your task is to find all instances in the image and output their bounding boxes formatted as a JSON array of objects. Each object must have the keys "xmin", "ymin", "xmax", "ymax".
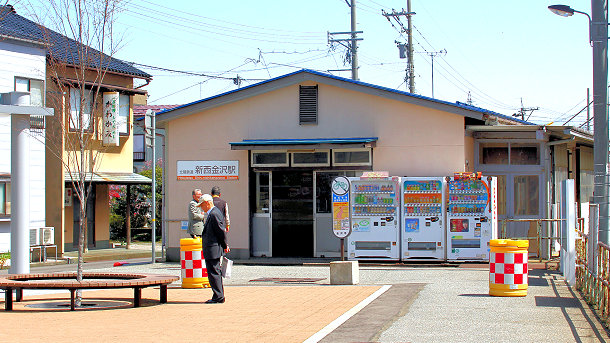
[{"xmin": 197, "ymin": 193, "xmax": 213, "ymax": 206}]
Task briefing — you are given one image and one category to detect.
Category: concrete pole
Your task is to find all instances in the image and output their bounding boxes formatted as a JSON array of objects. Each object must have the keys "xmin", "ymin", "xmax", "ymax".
[
  {"xmin": 407, "ymin": 0, "xmax": 415, "ymax": 93},
  {"xmin": 591, "ymin": 0, "xmax": 609, "ymax": 245},
  {"xmin": 8, "ymin": 92, "xmax": 31, "ymax": 274},
  {"xmin": 351, "ymin": 0, "xmax": 358, "ymax": 81}
]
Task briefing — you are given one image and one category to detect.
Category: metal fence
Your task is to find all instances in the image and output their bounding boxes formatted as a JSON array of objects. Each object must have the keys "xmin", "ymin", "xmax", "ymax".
[
  {"xmin": 575, "ymin": 204, "xmax": 610, "ymax": 323},
  {"xmin": 500, "ymin": 218, "xmax": 563, "ymax": 258}
]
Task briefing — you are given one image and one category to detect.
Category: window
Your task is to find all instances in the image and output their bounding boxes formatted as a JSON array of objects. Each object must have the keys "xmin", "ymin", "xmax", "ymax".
[
  {"xmin": 15, "ymin": 77, "xmax": 44, "ymax": 106},
  {"xmin": 255, "ymin": 172, "xmax": 269, "ymax": 213},
  {"xmin": 510, "ymin": 144, "xmax": 539, "ymax": 165},
  {"xmin": 333, "ymin": 149, "xmax": 372, "ymax": 166},
  {"xmin": 299, "ymin": 85, "xmax": 318, "ymax": 124},
  {"xmin": 15, "ymin": 77, "xmax": 45, "ymax": 129},
  {"xmin": 251, "ymin": 151, "xmax": 289, "ymax": 167},
  {"xmin": 514, "ymin": 175, "xmax": 539, "ymax": 216},
  {"xmin": 291, "ymin": 150, "xmax": 329, "ymax": 167},
  {"xmin": 133, "ymin": 134, "xmax": 145, "ymax": 161},
  {"xmin": 118, "ymin": 94, "xmax": 130, "ymax": 135},
  {"xmin": 480, "ymin": 143, "xmax": 540, "ymax": 165},
  {"xmin": 480, "ymin": 143, "xmax": 508, "ymax": 164},
  {"xmin": 0, "ymin": 182, "xmax": 10, "ymax": 216},
  {"xmin": 69, "ymin": 88, "xmax": 93, "ymax": 131}
]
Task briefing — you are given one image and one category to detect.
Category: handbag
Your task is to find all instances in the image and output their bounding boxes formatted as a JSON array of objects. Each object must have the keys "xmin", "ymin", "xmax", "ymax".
[{"xmin": 221, "ymin": 255, "xmax": 233, "ymax": 279}]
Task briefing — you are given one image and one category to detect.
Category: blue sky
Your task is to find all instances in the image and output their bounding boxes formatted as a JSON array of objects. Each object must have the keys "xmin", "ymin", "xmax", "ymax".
[{"xmin": 24, "ymin": 0, "xmax": 596, "ymax": 127}]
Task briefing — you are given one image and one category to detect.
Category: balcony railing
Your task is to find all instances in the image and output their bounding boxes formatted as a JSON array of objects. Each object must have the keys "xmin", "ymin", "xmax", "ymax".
[{"xmin": 133, "ymin": 151, "xmax": 145, "ymax": 161}]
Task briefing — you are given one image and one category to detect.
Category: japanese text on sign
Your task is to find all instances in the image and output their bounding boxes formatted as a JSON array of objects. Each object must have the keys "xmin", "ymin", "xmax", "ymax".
[
  {"xmin": 177, "ymin": 160, "xmax": 239, "ymax": 180},
  {"xmin": 332, "ymin": 192, "xmax": 351, "ymax": 238},
  {"xmin": 102, "ymin": 92, "xmax": 119, "ymax": 146}
]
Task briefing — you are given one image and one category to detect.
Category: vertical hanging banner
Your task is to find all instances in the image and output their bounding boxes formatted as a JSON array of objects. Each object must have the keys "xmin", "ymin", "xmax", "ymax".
[{"xmin": 102, "ymin": 92, "xmax": 119, "ymax": 146}]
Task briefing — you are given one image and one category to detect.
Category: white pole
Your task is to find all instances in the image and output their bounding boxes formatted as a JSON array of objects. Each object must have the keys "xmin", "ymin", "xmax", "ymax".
[
  {"xmin": 151, "ymin": 111, "xmax": 156, "ymax": 264},
  {"xmin": 9, "ymin": 92, "xmax": 31, "ymax": 274}
]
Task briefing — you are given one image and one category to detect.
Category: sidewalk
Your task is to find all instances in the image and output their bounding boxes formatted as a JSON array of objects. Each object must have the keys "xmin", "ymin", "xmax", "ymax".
[{"xmin": 0, "ymin": 258, "xmax": 608, "ymax": 342}]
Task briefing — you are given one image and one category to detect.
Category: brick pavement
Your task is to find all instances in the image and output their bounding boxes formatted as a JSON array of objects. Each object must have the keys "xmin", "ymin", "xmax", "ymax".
[{"xmin": 0, "ymin": 285, "xmax": 382, "ymax": 343}]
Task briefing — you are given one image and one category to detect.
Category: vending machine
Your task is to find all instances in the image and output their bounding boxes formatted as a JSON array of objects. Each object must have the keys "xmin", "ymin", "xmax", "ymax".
[
  {"xmin": 446, "ymin": 173, "xmax": 498, "ymax": 261},
  {"xmin": 347, "ymin": 175, "xmax": 400, "ymax": 261},
  {"xmin": 400, "ymin": 177, "xmax": 446, "ymax": 261}
]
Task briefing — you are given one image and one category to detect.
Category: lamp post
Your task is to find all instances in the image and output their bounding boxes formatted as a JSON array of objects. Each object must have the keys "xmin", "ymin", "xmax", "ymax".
[{"xmin": 548, "ymin": 3, "xmax": 609, "ymax": 245}]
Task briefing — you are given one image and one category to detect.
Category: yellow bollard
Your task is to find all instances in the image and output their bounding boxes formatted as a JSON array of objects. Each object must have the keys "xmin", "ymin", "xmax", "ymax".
[
  {"xmin": 180, "ymin": 237, "xmax": 210, "ymax": 288},
  {"xmin": 489, "ymin": 239, "xmax": 529, "ymax": 297}
]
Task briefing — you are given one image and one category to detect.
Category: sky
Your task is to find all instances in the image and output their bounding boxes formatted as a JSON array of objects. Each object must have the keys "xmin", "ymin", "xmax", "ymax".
[{"xmin": 22, "ymin": 0, "xmax": 597, "ymax": 128}]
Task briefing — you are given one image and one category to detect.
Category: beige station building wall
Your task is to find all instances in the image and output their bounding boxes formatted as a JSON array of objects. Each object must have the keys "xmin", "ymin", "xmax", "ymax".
[{"xmin": 163, "ymin": 81, "xmax": 469, "ymax": 260}]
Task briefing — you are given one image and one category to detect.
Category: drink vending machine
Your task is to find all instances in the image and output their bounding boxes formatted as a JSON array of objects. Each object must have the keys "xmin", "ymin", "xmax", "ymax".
[
  {"xmin": 446, "ymin": 173, "xmax": 497, "ymax": 261},
  {"xmin": 400, "ymin": 177, "xmax": 446, "ymax": 260},
  {"xmin": 347, "ymin": 176, "xmax": 400, "ymax": 260}
]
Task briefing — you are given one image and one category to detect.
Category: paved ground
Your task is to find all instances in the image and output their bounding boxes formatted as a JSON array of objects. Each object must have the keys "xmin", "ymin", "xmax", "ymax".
[{"xmin": 1, "ymin": 255, "xmax": 609, "ymax": 342}]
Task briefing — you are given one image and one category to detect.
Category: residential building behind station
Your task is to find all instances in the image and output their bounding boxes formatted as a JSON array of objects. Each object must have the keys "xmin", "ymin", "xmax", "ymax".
[{"xmin": 0, "ymin": 5, "xmax": 153, "ymax": 254}]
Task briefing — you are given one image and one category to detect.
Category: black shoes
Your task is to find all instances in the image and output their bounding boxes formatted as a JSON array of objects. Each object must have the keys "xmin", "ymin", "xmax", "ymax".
[{"xmin": 205, "ymin": 298, "xmax": 225, "ymax": 304}]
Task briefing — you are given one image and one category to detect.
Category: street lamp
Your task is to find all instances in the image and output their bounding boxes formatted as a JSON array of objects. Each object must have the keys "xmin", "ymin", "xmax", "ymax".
[
  {"xmin": 548, "ymin": 3, "xmax": 609, "ymax": 246},
  {"xmin": 548, "ymin": 5, "xmax": 592, "ymax": 42}
]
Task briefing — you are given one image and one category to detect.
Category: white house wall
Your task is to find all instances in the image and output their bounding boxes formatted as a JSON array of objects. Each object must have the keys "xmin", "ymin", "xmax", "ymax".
[{"xmin": 0, "ymin": 40, "xmax": 46, "ymax": 252}]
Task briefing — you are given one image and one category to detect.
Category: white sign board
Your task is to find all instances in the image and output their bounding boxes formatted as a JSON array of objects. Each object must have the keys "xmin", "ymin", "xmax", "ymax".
[
  {"xmin": 177, "ymin": 160, "xmax": 239, "ymax": 180},
  {"xmin": 102, "ymin": 92, "xmax": 119, "ymax": 146},
  {"xmin": 332, "ymin": 176, "xmax": 351, "ymax": 238}
]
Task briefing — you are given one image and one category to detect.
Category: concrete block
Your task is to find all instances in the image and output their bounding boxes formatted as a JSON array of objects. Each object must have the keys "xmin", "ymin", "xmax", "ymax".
[{"xmin": 330, "ymin": 261, "xmax": 359, "ymax": 285}]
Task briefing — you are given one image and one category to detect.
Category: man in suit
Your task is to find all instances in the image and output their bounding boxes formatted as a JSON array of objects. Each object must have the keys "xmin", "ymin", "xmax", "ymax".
[
  {"xmin": 198, "ymin": 193, "xmax": 229, "ymax": 303},
  {"xmin": 187, "ymin": 189, "xmax": 204, "ymax": 238},
  {"xmin": 211, "ymin": 186, "xmax": 230, "ymax": 232}
]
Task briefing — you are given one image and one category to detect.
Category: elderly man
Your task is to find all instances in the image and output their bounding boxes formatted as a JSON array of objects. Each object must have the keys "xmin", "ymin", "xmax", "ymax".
[
  {"xmin": 199, "ymin": 193, "xmax": 229, "ymax": 303},
  {"xmin": 187, "ymin": 189, "xmax": 204, "ymax": 238}
]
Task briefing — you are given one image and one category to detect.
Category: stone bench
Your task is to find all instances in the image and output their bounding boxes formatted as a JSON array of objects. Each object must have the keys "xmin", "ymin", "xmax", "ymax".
[{"xmin": 0, "ymin": 272, "xmax": 179, "ymax": 311}]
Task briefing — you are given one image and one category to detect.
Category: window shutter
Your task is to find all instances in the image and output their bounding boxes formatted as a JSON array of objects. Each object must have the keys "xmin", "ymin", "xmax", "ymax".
[{"xmin": 299, "ymin": 85, "xmax": 318, "ymax": 124}]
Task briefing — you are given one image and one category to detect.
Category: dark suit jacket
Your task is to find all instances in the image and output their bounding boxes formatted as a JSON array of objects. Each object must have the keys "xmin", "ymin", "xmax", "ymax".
[{"xmin": 202, "ymin": 206, "xmax": 228, "ymax": 260}]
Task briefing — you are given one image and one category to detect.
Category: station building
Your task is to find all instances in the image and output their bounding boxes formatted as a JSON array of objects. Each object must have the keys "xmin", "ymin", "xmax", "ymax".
[{"xmin": 156, "ymin": 69, "xmax": 593, "ymax": 261}]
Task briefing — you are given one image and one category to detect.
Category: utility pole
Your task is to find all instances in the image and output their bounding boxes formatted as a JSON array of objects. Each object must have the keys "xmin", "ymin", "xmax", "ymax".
[
  {"xmin": 427, "ymin": 49, "xmax": 446, "ymax": 98},
  {"xmin": 351, "ymin": 0, "xmax": 358, "ymax": 80},
  {"xmin": 328, "ymin": 0, "xmax": 362, "ymax": 80},
  {"xmin": 586, "ymin": 88, "xmax": 590, "ymax": 131},
  {"xmin": 383, "ymin": 7, "xmax": 416, "ymax": 93},
  {"xmin": 406, "ymin": 0, "xmax": 414, "ymax": 93},
  {"xmin": 512, "ymin": 98, "xmax": 539, "ymax": 121},
  {"xmin": 591, "ymin": 0, "xmax": 609, "ymax": 245}
]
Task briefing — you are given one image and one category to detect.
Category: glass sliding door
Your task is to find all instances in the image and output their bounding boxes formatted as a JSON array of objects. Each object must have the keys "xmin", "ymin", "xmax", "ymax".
[{"xmin": 252, "ymin": 172, "xmax": 271, "ymax": 256}]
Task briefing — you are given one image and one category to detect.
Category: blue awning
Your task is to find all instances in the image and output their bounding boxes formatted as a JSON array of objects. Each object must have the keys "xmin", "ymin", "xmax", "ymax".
[{"xmin": 230, "ymin": 137, "xmax": 378, "ymax": 150}]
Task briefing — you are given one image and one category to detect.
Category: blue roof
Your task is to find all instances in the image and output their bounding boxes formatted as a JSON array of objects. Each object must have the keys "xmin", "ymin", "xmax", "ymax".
[
  {"xmin": 230, "ymin": 137, "xmax": 379, "ymax": 146},
  {"xmin": 0, "ymin": 5, "xmax": 151, "ymax": 79},
  {"xmin": 158, "ymin": 69, "xmax": 532, "ymax": 126}
]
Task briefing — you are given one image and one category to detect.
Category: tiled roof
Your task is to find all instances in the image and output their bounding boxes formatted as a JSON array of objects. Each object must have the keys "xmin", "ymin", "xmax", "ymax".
[
  {"xmin": 134, "ymin": 105, "xmax": 180, "ymax": 117},
  {"xmin": 0, "ymin": 5, "xmax": 151, "ymax": 79}
]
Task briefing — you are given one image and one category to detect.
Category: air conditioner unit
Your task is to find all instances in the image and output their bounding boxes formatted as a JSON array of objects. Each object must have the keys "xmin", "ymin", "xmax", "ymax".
[
  {"xmin": 30, "ymin": 228, "xmax": 40, "ymax": 246},
  {"xmin": 39, "ymin": 227, "xmax": 55, "ymax": 245}
]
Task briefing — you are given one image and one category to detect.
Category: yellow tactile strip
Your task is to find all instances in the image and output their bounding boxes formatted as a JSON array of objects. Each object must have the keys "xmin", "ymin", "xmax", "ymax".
[{"xmin": 0, "ymin": 285, "xmax": 381, "ymax": 343}]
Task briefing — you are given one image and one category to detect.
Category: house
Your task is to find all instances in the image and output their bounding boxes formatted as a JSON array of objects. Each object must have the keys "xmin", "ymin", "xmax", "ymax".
[
  {"xmin": 0, "ymin": 5, "xmax": 154, "ymax": 254},
  {"xmin": 0, "ymin": 8, "xmax": 48, "ymax": 253}
]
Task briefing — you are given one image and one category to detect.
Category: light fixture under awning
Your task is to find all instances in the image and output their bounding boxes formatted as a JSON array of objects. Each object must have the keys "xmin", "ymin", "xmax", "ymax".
[{"xmin": 230, "ymin": 137, "xmax": 378, "ymax": 150}]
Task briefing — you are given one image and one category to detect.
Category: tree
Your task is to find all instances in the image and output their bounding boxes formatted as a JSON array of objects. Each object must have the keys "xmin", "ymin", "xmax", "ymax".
[{"xmin": 29, "ymin": 0, "xmax": 127, "ymax": 306}]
